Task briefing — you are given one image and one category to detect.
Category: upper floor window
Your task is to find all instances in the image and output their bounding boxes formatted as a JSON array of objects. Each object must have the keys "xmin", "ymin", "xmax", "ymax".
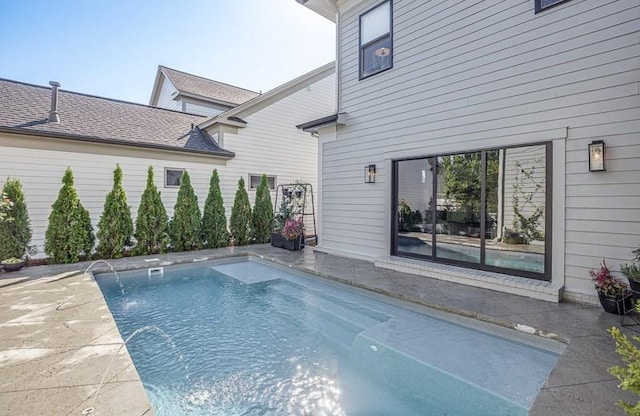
[
  {"xmin": 359, "ymin": 1, "xmax": 392, "ymax": 79},
  {"xmin": 535, "ymin": 0, "xmax": 571, "ymax": 13}
]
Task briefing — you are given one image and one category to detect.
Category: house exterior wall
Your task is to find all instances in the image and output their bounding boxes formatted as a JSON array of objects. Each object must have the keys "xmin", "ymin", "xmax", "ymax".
[
  {"xmin": 319, "ymin": 0, "xmax": 640, "ymax": 300},
  {"xmin": 207, "ymin": 73, "xmax": 336, "ymax": 233},
  {"xmin": 182, "ymin": 99, "xmax": 229, "ymax": 117},
  {"xmin": 155, "ymin": 76, "xmax": 181, "ymax": 111}
]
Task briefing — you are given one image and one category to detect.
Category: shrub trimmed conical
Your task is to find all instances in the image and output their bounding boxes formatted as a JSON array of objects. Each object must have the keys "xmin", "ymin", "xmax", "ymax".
[
  {"xmin": 134, "ymin": 166, "xmax": 169, "ymax": 255},
  {"xmin": 201, "ymin": 169, "xmax": 229, "ymax": 248},
  {"xmin": 0, "ymin": 179, "xmax": 32, "ymax": 260},
  {"xmin": 229, "ymin": 177, "xmax": 252, "ymax": 246},
  {"xmin": 44, "ymin": 168, "xmax": 94, "ymax": 263},
  {"xmin": 170, "ymin": 170, "xmax": 202, "ymax": 251},
  {"xmin": 252, "ymin": 174, "xmax": 274, "ymax": 244},
  {"xmin": 96, "ymin": 164, "xmax": 133, "ymax": 259}
]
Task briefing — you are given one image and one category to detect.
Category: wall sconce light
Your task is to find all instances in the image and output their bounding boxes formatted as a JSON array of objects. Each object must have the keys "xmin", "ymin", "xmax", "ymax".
[
  {"xmin": 589, "ymin": 140, "xmax": 605, "ymax": 172},
  {"xmin": 365, "ymin": 164, "xmax": 376, "ymax": 183}
]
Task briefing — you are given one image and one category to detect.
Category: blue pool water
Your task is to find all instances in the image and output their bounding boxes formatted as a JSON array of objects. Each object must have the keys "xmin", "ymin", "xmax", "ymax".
[{"xmin": 95, "ymin": 259, "xmax": 563, "ymax": 416}]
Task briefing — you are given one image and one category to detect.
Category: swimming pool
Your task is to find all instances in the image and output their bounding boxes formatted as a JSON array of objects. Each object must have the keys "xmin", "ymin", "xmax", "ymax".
[{"xmin": 95, "ymin": 258, "xmax": 563, "ymax": 415}]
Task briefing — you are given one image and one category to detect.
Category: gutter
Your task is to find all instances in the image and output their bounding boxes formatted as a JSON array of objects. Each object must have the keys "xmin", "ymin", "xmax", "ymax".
[{"xmin": 0, "ymin": 126, "xmax": 236, "ymax": 159}]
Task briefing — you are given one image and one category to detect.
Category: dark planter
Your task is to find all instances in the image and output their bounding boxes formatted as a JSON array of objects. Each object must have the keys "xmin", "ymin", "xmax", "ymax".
[
  {"xmin": 598, "ymin": 292, "xmax": 633, "ymax": 315},
  {"xmin": 629, "ymin": 279, "xmax": 640, "ymax": 301},
  {"xmin": 1, "ymin": 261, "xmax": 25, "ymax": 272},
  {"xmin": 271, "ymin": 232, "xmax": 302, "ymax": 251},
  {"xmin": 504, "ymin": 235, "xmax": 526, "ymax": 245}
]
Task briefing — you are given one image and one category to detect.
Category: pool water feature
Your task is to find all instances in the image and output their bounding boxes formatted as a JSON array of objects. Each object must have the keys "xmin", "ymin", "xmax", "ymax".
[{"xmin": 95, "ymin": 258, "xmax": 563, "ymax": 415}]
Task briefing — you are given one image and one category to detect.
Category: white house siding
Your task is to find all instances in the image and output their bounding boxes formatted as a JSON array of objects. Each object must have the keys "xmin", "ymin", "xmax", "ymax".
[
  {"xmin": 155, "ymin": 76, "xmax": 181, "ymax": 111},
  {"xmin": 182, "ymin": 99, "xmax": 230, "ymax": 117},
  {"xmin": 320, "ymin": 0, "xmax": 640, "ymax": 299},
  {"xmin": 208, "ymin": 73, "xmax": 336, "ymax": 234},
  {"xmin": 0, "ymin": 133, "xmax": 226, "ymax": 259}
]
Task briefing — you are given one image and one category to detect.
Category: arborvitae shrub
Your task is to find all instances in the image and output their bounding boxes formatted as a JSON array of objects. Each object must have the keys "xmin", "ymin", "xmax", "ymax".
[
  {"xmin": 169, "ymin": 170, "xmax": 202, "ymax": 251},
  {"xmin": 229, "ymin": 177, "xmax": 252, "ymax": 246},
  {"xmin": 44, "ymin": 168, "xmax": 95, "ymax": 263},
  {"xmin": 201, "ymin": 169, "xmax": 229, "ymax": 248},
  {"xmin": 0, "ymin": 179, "xmax": 32, "ymax": 260},
  {"xmin": 134, "ymin": 166, "xmax": 169, "ymax": 255},
  {"xmin": 96, "ymin": 165, "xmax": 133, "ymax": 259},
  {"xmin": 252, "ymin": 174, "xmax": 274, "ymax": 244}
]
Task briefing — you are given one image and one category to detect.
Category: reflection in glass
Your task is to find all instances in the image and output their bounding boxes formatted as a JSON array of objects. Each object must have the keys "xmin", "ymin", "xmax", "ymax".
[
  {"xmin": 435, "ymin": 152, "xmax": 481, "ymax": 263},
  {"xmin": 485, "ymin": 145, "xmax": 546, "ymax": 273},
  {"xmin": 396, "ymin": 158, "xmax": 433, "ymax": 257}
]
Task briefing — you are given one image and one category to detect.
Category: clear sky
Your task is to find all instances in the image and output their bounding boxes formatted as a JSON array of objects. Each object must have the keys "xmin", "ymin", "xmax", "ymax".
[{"xmin": 0, "ymin": 0, "xmax": 335, "ymax": 104}]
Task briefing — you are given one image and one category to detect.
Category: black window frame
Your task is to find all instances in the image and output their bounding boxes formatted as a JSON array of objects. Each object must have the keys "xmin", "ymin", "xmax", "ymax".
[
  {"xmin": 248, "ymin": 174, "xmax": 277, "ymax": 191},
  {"xmin": 359, "ymin": 0, "xmax": 393, "ymax": 80},
  {"xmin": 535, "ymin": 0, "xmax": 571, "ymax": 13},
  {"xmin": 390, "ymin": 142, "xmax": 553, "ymax": 282},
  {"xmin": 164, "ymin": 168, "xmax": 184, "ymax": 188}
]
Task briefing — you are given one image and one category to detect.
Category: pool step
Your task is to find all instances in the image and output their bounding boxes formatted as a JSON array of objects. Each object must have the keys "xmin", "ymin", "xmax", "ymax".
[{"xmin": 271, "ymin": 282, "xmax": 390, "ymax": 331}]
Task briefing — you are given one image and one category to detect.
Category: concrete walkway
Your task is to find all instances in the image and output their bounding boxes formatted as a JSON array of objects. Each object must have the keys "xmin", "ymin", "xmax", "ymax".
[{"xmin": 0, "ymin": 245, "xmax": 636, "ymax": 415}]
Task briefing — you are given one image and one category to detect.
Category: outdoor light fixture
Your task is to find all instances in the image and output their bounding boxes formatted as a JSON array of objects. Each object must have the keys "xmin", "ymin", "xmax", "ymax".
[
  {"xmin": 365, "ymin": 164, "xmax": 376, "ymax": 183},
  {"xmin": 589, "ymin": 140, "xmax": 606, "ymax": 172}
]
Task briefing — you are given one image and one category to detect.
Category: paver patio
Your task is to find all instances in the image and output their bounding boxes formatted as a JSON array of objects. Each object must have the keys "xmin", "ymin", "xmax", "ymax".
[{"xmin": 0, "ymin": 245, "xmax": 636, "ymax": 415}]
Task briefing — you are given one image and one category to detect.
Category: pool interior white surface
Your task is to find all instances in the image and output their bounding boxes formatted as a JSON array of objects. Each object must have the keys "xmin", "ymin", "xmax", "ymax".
[{"xmin": 96, "ymin": 258, "xmax": 564, "ymax": 416}]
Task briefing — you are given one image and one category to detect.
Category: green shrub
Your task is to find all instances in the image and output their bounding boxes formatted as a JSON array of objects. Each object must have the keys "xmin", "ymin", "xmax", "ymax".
[
  {"xmin": 169, "ymin": 170, "xmax": 202, "ymax": 251},
  {"xmin": 0, "ymin": 179, "xmax": 32, "ymax": 261},
  {"xmin": 201, "ymin": 169, "xmax": 229, "ymax": 248},
  {"xmin": 229, "ymin": 177, "xmax": 252, "ymax": 246},
  {"xmin": 96, "ymin": 165, "xmax": 133, "ymax": 259},
  {"xmin": 609, "ymin": 326, "xmax": 640, "ymax": 415},
  {"xmin": 252, "ymin": 174, "xmax": 274, "ymax": 244},
  {"xmin": 134, "ymin": 166, "xmax": 169, "ymax": 255},
  {"xmin": 44, "ymin": 168, "xmax": 95, "ymax": 263}
]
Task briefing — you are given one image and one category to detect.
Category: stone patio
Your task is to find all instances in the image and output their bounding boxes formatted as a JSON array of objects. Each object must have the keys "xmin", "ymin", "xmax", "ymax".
[{"xmin": 0, "ymin": 245, "xmax": 636, "ymax": 415}]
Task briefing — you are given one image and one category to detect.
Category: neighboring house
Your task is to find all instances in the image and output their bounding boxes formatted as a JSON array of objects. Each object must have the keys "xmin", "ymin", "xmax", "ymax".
[
  {"xmin": 298, "ymin": 0, "xmax": 640, "ymax": 303},
  {"xmin": 0, "ymin": 62, "xmax": 334, "ymax": 258},
  {"xmin": 149, "ymin": 65, "xmax": 260, "ymax": 116}
]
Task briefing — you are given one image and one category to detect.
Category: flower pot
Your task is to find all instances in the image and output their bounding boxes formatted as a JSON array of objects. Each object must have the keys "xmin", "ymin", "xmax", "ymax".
[
  {"xmin": 629, "ymin": 279, "xmax": 640, "ymax": 301},
  {"xmin": 1, "ymin": 261, "xmax": 25, "ymax": 272},
  {"xmin": 598, "ymin": 292, "xmax": 633, "ymax": 315},
  {"xmin": 504, "ymin": 235, "xmax": 526, "ymax": 245},
  {"xmin": 271, "ymin": 232, "xmax": 301, "ymax": 251}
]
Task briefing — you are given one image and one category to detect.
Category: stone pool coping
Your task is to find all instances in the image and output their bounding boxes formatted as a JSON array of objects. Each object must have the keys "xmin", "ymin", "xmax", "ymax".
[{"xmin": 0, "ymin": 245, "xmax": 636, "ymax": 415}]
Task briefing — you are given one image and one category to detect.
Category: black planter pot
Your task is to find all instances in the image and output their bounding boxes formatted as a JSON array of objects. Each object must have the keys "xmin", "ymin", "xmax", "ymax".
[
  {"xmin": 598, "ymin": 292, "xmax": 633, "ymax": 315},
  {"xmin": 1, "ymin": 261, "xmax": 25, "ymax": 272},
  {"xmin": 629, "ymin": 279, "xmax": 640, "ymax": 301},
  {"xmin": 271, "ymin": 232, "xmax": 302, "ymax": 251}
]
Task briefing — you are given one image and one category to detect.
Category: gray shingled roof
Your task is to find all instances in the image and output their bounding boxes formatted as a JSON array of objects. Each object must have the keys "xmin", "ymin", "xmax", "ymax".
[
  {"xmin": 0, "ymin": 78, "xmax": 234, "ymax": 157},
  {"xmin": 161, "ymin": 66, "xmax": 260, "ymax": 105}
]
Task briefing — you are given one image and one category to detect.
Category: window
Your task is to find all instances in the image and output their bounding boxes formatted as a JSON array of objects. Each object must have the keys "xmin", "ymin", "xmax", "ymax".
[
  {"xmin": 165, "ymin": 168, "xmax": 184, "ymax": 188},
  {"xmin": 393, "ymin": 143, "xmax": 551, "ymax": 281},
  {"xmin": 249, "ymin": 174, "xmax": 276, "ymax": 190},
  {"xmin": 359, "ymin": 1, "xmax": 392, "ymax": 79},
  {"xmin": 535, "ymin": 0, "xmax": 571, "ymax": 13}
]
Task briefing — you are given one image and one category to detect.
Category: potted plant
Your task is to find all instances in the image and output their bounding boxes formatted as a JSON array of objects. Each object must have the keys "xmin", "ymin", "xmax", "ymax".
[
  {"xmin": 272, "ymin": 217, "xmax": 304, "ymax": 251},
  {"xmin": 591, "ymin": 259, "xmax": 632, "ymax": 315},
  {"xmin": 502, "ymin": 228, "xmax": 526, "ymax": 245},
  {"xmin": 621, "ymin": 247, "xmax": 640, "ymax": 298},
  {"xmin": 1, "ymin": 257, "xmax": 25, "ymax": 272}
]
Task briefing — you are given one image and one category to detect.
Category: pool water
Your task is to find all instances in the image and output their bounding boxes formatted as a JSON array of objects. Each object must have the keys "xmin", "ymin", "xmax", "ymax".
[{"xmin": 96, "ymin": 259, "xmax": 563, "ymax": 416}]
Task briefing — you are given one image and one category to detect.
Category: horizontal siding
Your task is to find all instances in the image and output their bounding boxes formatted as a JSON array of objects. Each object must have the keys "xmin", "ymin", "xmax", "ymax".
[
  {"xmin": 156, "ymin": 76, "xmax": 181, "ymax": 111},
  {"xmin": 219, "ymin": 74, "xmax": 335, "ymax": 233},
  {"xmin": 320, "ymin": 0, "xmax": 640, "ymax": 295},
  {"xmin": 0, "ymin": 73, "xmax": 335, "ymax": 258}
]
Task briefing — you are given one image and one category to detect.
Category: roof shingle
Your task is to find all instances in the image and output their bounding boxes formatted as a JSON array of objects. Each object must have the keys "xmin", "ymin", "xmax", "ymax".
[{"xmin": 0, "ymin": 78, "xmax": 234, "ymax": 157}]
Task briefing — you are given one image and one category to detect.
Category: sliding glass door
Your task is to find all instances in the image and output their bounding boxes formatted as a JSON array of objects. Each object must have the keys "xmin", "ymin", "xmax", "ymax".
[{"xmin": 392, "ymin": 143, "xmax": 550, "ymax": 280}]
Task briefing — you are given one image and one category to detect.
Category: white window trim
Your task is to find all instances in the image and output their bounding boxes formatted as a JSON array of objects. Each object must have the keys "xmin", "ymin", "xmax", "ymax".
[
  {"xmin": 164, "ymin": 168, "xmax": 184, "ymax": 188},
  {"xmin": 248, "ymin": 174, "xmax": 277, "ymax": 190}
]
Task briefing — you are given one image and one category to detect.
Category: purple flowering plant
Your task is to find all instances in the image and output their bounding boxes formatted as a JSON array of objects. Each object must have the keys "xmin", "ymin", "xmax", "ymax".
[
  {"xmin": 281, "ymin": 217, "xmax": 304, "ymax": 240},
  {"xmin": 590, "ymin": 259, "xmax": 629, "ymax": 297}
]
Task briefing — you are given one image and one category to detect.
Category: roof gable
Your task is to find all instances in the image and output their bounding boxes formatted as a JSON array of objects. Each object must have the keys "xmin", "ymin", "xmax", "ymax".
[{"xmin": 156, "ymin": 66, "xmax": 260, "ymax": 107}]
